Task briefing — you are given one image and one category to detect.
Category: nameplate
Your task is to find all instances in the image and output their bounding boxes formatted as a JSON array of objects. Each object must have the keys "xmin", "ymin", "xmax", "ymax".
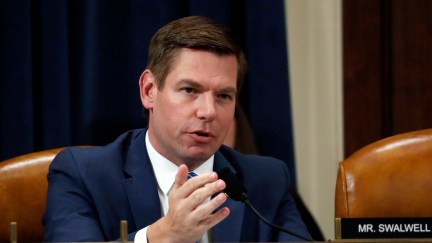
[{"xmin": 339, "ymin": 218, "xmax": 432, "ymax": 239}]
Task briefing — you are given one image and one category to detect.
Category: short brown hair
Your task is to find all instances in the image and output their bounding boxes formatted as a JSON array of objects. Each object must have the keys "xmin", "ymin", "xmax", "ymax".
[{"xmin": 146, "ymin": 16, "xmax": 247, "ymax": 91}]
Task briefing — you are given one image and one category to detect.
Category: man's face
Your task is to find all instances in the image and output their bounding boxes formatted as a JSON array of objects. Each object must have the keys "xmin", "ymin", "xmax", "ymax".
[{"xmin": 143, "ymin": 48, "xmax": 238, "ymax": 168}]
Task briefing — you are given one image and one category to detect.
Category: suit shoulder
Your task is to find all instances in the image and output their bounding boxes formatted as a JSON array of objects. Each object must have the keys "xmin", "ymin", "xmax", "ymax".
[
  {"xmin": 218, "ymin": 145, "xmax": 288, "ymax": 175},
  {"xmin": 218, "ymin": 145, "xmax": 292, "ymax": 193},
  {"xmin": 52, "ymin": 129, "xmax": 145, "ymax": 168}
]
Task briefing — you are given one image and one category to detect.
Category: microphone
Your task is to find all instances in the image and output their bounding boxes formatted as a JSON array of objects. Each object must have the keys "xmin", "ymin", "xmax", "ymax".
[{"xmin": 217, "ymin": 168, "xmax": 313, "ymax": 242}]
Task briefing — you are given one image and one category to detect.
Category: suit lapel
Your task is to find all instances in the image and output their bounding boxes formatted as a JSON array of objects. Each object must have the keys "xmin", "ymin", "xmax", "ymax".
[
  {"xmin": 122, "ymin": 130, "xmax": 162, "ymax": 229},
  {"xmin": 212, "ymin": 151, "xmax": 245, "ymax": 242}
]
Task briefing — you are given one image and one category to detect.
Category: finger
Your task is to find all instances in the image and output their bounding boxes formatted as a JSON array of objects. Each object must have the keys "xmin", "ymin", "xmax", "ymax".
[
  {"xmin": 173, "ymin": 164, "xmax": 189, "ymax": 190},
  {"xmin": 175, "ymin": 171, "xmax": 219, "ymax": 199},
  {"xmin": 189, "ymin": 178, "xmax": 226, "ymax": 206},
  {"xmin": 199, "ymin": 206, "xmax": 230, "ymax": 229},
  {"xmin": 191, "ymin": 189, "xmax": 228, "ymax": 218}
]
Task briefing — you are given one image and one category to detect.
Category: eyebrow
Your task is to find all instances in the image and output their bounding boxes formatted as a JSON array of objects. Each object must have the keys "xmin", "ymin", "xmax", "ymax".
[
  {"xmin": 177, "ymin": 78, "xmax": 237, "ymax": 95},
  {"xmin": 177, "ymin": 79, "xmax": 203, "ymax": 89}
]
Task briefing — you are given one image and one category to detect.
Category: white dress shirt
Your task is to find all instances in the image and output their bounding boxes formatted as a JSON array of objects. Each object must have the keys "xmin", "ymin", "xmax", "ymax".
[{"xmin": 134, "ymin": 131, "xmax": 213, "ymax": 243}]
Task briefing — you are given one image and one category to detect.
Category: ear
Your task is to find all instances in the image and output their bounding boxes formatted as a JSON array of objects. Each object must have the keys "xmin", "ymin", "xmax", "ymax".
[{"xmin": 139, "ymin": 69, "xmax": 157, "ymax": 110}]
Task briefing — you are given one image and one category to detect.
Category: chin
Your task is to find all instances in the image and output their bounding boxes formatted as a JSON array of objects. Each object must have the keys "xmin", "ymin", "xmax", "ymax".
[{"xmin": 184, "ymin": 149, "xmax": 214, "ymax": 162}]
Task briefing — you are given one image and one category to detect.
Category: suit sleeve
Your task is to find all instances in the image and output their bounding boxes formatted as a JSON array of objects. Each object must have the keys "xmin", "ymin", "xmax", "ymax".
[
  {"xmin": 275, "ymin": 162, "xmax": 312, "ymax": 242},
  {"xmin": 43, "ymin": 148, "xmax": 107, "ymax": 242}
]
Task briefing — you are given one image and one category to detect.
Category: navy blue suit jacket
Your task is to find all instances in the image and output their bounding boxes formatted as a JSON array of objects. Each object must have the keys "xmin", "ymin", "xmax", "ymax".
[{"xmin": 43, "ymin": 129, "xmax": 310, "ymax": 242}]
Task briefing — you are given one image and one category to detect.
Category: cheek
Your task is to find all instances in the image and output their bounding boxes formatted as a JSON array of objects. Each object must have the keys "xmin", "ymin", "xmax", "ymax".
[{"xmin": 156, "ymin": 96, "xmax": 189, "ymax": 124}]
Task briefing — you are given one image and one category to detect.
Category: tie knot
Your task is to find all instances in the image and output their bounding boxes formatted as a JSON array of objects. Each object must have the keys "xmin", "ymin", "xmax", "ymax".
[{"xmin": 187, "ymin": 171, "xmax": 198, "ymax": 180}]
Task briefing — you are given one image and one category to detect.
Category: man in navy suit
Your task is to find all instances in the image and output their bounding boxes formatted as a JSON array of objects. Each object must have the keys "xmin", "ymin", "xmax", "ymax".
[{"xmin": 43, "ymin": 16, "xmax": 311, "ymax": 242}]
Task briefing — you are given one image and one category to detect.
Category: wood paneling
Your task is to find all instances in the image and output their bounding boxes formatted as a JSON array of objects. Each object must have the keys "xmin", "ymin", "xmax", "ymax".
[{"xmin": 343, "ymin": 0, "xmax": 432, "ymax": 157}]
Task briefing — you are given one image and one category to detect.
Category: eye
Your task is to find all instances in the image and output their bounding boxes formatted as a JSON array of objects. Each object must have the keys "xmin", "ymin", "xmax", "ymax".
[
  {"xmin": 218, "ymin": 93, "xmax": 233, "ymax": 102},
  {"xmin": 181, "ymin": 87, "xmax": 195, "ymax": 94}
]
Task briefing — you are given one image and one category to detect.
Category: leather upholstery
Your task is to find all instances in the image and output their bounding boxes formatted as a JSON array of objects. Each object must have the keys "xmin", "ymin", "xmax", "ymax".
[
  {"xmin": 335, "ymin": 129, "xmax": 432, "ymax": 218},
  {"xmin": 0, "ymin": 148, "xmax": 65, "ymax": 243}
]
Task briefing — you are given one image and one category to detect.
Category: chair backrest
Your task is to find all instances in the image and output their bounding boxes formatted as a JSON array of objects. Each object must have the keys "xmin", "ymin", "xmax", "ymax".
[
  {"xmin": 335, "ymin": 128, "xmax": 432, "ymax": 219},
  {"xmin": 0, "ymin": 148, "xmax": 65, "ymax": 243}
]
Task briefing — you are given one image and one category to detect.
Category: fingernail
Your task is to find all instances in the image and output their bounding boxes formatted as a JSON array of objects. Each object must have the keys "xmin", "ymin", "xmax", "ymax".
[
  {"xmin": 216, "ymin": 179, "xmax": 225, "ymax": 189},
  {"xmin": 208, "ymin": 172, "xmax": 217, "ymax": 179}
]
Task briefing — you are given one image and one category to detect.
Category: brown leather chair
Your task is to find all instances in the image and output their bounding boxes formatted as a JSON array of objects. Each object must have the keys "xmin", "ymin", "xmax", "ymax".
[
  {"xmin": 0, "ymin": 148, "xmax": 65, "ymax": 243},
  {"xmin": 335, "ymin": 129, "xmax": 432, "ymax": 219}
]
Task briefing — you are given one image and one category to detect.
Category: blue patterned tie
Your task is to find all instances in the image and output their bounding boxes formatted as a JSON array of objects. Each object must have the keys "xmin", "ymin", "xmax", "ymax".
[{"xmin": 187, "ymin": 171, "xmax": 198, "ymax": 180}]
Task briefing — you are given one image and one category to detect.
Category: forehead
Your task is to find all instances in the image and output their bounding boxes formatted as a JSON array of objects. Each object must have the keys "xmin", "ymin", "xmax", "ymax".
[{"xmin": 166, "ymin": 48, "xmax": 238, "ymax": 87}]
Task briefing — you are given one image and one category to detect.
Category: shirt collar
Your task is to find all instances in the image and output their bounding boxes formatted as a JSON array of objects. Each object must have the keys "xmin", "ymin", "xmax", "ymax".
[{"xmin": 145, "ymin": 131, "xmax": 214, "ymax": 195}]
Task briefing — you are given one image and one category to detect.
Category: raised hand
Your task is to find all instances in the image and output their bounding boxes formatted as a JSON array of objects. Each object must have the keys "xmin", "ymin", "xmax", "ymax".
[{"xmin": 147, "ymin": 164, "xmax": 230, "ymax": 243}]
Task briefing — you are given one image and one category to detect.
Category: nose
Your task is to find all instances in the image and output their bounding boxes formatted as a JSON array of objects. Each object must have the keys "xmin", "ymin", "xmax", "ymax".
[{"xmin": 196, "ymin": 93, "xmax": 216, "ymax": 122}]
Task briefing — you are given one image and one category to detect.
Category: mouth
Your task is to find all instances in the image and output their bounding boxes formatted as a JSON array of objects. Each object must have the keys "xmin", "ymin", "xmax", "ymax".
[
  {"xmin": 190, "ymin": 130, "xmax": 215, "ymax": 141},
  {"xmin": 195, "ymin": 131, "xmax": 209, "ymax": 137}
]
